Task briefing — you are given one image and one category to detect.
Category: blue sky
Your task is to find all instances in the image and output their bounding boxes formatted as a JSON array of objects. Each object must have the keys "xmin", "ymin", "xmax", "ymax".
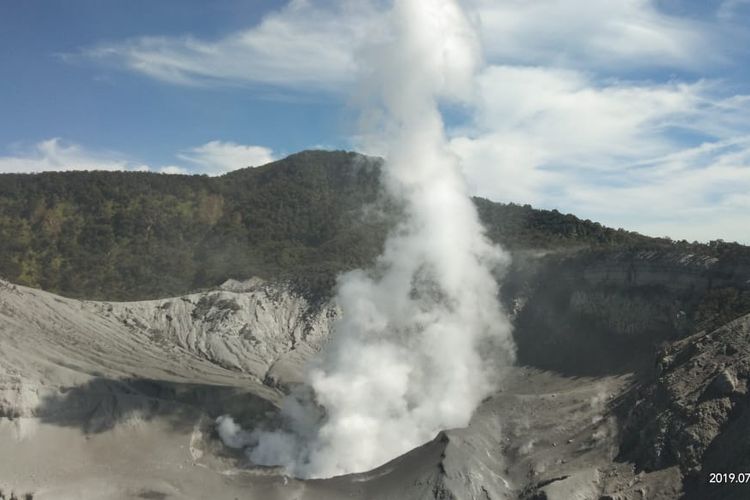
[
  {"xmin": 1, "ymin": 0, "xmax": 750, "ymax": 242},
  {"xmin": 0, "ymin": 0, "xmax": 342, "ymax": 165}
]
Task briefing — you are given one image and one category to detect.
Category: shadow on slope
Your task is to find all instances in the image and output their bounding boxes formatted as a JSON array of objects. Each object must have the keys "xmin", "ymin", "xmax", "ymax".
[{"xmin": 36, "ymin": 376, "xmax": 276, "ymax": 434}]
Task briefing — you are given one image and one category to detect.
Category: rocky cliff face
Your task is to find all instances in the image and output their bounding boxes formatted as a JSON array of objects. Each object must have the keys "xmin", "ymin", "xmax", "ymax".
[
  {"xmin": 500, "ymin": 248, "xmax": 750, "ymax": 499},
  {"xmin": 618, "ymin": 313, "xmax": 750, "ymax": 500},
  {"xmin": 507, "ymin": 248, "xmax": 750, "ymax": 377}
]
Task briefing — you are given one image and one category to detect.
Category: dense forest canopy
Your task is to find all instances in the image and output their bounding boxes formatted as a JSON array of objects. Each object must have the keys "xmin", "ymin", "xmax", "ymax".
[{"xmin": 0, "ymin": 150, "xmax": 746, "ymax": 300}]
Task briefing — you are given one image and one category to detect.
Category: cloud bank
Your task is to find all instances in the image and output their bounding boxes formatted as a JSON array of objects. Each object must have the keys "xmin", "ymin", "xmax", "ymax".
[
  {"xmin": 0, "ymin": 139, "xmax": 148, "ymax": 174},
  {"xmin": 178, "ymin": 140, "xmax": 275, "ymax": 175},
  {"xmin": 80, "ymin": 0, "xmax": 713, "ymax": 89},
  {"xmin": 0, "ymin": 139, "xmax": 275, "ymax": 176},
  {"xmin": 80, "ymin": 0, "xmax": 379, "ymax": 90},
  {"xmin": 453, "ymin": 68, "xmax": 750, "ymax": 242}
]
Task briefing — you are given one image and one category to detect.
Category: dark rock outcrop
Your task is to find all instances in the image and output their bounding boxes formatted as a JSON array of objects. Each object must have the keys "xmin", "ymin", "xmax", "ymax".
[{"xmin": 616, "ymin": 314, "xmax": 750, "ymax": 499}]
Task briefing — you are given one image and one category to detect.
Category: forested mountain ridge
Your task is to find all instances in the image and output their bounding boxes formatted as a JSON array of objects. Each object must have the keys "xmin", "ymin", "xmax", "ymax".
[{"xmin": 0, "ymin": 149, "xmax": 746, "ymax": 300}]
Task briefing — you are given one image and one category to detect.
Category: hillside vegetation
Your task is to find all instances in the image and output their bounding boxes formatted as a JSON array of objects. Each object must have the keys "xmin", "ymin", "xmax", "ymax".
[{"xmin": 0, "ymin": 150, "xmax": 745, "ymax": 300}]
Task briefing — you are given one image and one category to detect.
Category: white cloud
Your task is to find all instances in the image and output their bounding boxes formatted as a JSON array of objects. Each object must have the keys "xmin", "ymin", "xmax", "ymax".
[
  {"xmin": 81, "ymin": 0, "xmax": 379, "ymax": 90},
  {"xmin": 451, "ymin": 66, "xmax": 703, "ymax": 206},
  {"xmin": 718, "ymin": 0, "xmax": 750, "ymax": 20},
  {"xmin": 159, "ymin": 165, "xmax": 188, "ymax": 175},
  {"xmin": 78, "ymin": 0, "xmax": 716, "ymax": 91},
  {"xmin": 560, "ymin": 138, "xmax": 750, "ymax": 242},
  {"xmin": 0, "ymin": 138, "xmax": 148, "ymax": 174},
  {"xmin": 468, "ymin": 0, "xmax": 712, "ymax": 69},
  {"xmin": 0, "ymin": 138, "xmax": 274, "ymax": 176},
  {"xmin": 451, "ymin": 66, "xmax": 750, "ymax": 242},
  {"xmin": 471, "ymin": 66, "xmax": 701, "ymax": 163},
  {"xmin": 178, "ymin": 140, "xmax": 275, "ymax": 175}
]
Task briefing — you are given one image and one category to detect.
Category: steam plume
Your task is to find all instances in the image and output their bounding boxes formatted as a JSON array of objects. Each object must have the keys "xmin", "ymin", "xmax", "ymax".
[{"xmin": 221, "ymin": 0, "xmax": 515, "ymax": 478}]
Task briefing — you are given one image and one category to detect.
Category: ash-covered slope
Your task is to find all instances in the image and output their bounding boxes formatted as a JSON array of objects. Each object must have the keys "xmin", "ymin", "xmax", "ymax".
[
  {"xmin": 0, "ymin": 277, "xmax": 332, "ymax": 498},
  {"xmin": 0, "ymin": 277, "xmax": 334, "ymax": 396}
]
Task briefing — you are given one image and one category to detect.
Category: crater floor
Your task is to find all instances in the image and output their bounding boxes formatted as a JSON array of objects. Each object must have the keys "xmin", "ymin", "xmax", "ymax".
[{"xmin": 0, "ymin": 279, "xmax": 683, "ymax": 499}]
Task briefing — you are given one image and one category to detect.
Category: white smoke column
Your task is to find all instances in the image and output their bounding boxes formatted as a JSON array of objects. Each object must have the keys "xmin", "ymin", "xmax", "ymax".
[{"xmin": 246, "ymin": 0, "xmax": 514, "ymax": 478}]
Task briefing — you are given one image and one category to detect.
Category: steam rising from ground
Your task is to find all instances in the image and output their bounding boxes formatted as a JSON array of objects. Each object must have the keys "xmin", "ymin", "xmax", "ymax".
[{"xmin": 219, "ymin": 0, "xmax": 514, "ymax": 478}]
